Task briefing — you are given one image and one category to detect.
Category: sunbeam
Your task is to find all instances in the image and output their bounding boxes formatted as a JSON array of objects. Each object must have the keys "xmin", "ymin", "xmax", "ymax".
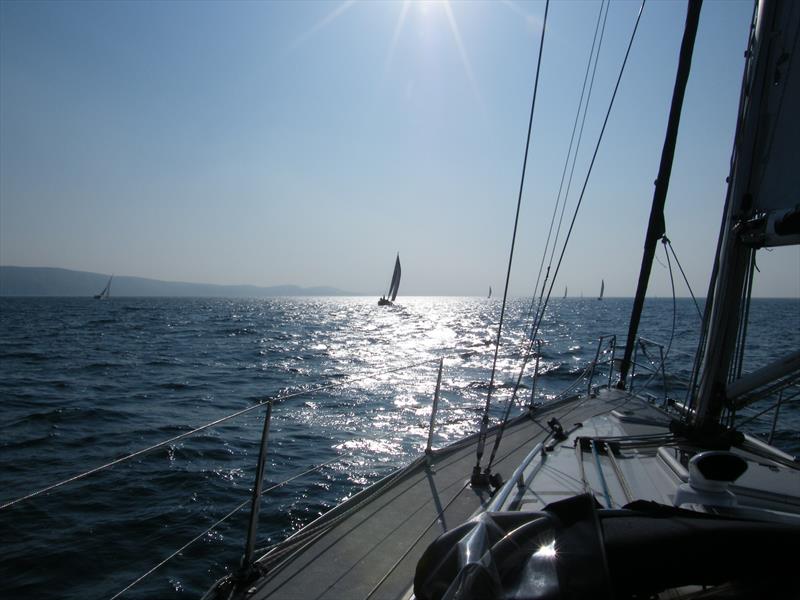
[
  {"xmin": 384, "ymin": 1, "xmax": 411, "ymax": 74},
  {"xmin": 287, "ymin": 0, "xmax": 356, "ymax": 54},
  {"xmin": 442, "ymin": 1, "xmax": 482, "ymax": 108},
  {"xmin": 500, "ymin": 0, "xmax": 544, "ymax": 31}
]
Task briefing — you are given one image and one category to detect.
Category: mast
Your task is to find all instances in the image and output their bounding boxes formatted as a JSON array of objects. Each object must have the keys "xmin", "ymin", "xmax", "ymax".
[
  {"xmin": 693, "ymin": 0, "xmax": 800, "ymax": 426},
  {"xmin": 617, "ymin": 0, "xmax": 702, "ymax": 388}
]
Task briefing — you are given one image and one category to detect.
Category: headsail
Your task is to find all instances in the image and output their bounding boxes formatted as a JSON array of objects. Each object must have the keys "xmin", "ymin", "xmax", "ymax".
[
  {"xmin": 94, "ymin": 275, "xmax": 113, "ymax": 299},
  {"xmin": 387, "ymin": 254, "xmax": 401, "ymax": 302}
]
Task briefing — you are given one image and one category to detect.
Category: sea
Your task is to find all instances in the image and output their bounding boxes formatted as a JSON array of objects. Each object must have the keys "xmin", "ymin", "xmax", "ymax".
[{"xmin": 1, "ymin": 296, "xmax": 798, "ymax": 599}]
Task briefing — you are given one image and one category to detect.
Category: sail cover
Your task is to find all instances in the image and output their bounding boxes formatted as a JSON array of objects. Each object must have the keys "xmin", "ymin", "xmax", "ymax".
[{"xmin": 388, "ymin": 255, "xmax": 401, "ymax": 301}]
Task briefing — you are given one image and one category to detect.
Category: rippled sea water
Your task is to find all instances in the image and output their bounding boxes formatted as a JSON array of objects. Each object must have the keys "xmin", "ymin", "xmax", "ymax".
[{"xmin": 1, "ymin": 296, "xmax": 798, "ymax": 599}]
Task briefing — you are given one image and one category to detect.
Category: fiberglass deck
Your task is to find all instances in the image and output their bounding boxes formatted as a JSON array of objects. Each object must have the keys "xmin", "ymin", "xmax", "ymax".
[{"xmin": 243, "ymin": 388, "xmax": 659, "ymax": 600}]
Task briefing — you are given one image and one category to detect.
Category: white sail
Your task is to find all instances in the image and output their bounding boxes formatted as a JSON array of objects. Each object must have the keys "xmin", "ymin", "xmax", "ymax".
[
  {"xmin": 388, "ymin": 254, "xmax": 401, "ymax": 302},
  {"xmin": 94, "ymin": 275, "xmax": 112, "ymax": 299}
]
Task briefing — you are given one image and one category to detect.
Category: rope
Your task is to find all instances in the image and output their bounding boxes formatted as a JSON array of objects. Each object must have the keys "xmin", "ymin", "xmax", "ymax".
[{"xmin": 475, "ymin": 0, "xmax": 550, "ymax": 474}]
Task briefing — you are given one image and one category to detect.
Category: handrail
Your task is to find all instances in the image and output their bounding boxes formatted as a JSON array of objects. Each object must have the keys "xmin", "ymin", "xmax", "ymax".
[
  {"xmin": 487, "ymin": 442, "xmax": 545, "ymax": 512},
  {"xmin": 110, "ymin": 455, "xmax": 343, "ymax": 599},
  {"xmin": 425, "ymin": 358, "xmax": 444, "ymax": 455},
  {"xmin": 588, "ymin": 334, "xmax": 617, "ymax": 395},
  {"xmin": 243, "ymin": 401, "xmax": 273, "ymax": 569}
]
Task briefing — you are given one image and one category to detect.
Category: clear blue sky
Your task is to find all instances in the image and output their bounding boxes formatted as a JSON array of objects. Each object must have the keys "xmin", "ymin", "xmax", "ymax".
[{"xmin": 1, "ymin": 0, "xmax": 797, "ymax": 297}]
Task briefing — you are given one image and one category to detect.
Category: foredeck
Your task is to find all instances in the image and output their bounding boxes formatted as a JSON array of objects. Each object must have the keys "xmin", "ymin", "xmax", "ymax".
[{"xmin": 244, "ymin": 389, "xmax": 645, "ymax": 600}]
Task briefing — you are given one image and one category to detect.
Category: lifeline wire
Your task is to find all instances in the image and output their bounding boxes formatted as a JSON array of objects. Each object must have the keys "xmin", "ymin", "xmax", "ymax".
[
  {"xmin": 1, "ymin": 355, "xmax": 439, "ymax": 510},
  {"xmin": 1, "ymin": 337, "xmax": 558, "ymax": 512},
  {"xmin": 474, "ymin": 0, "xmax": 550, "ymax": 473},
  {"xmin": 109, "ymin": 456, "xmax": 342, "ymax": 599}
]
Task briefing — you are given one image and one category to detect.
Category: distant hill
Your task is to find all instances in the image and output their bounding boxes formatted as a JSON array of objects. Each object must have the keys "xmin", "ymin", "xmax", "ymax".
[{"xmin": 0, "ymin": 266, "xmax": 354, "ymax": 297}]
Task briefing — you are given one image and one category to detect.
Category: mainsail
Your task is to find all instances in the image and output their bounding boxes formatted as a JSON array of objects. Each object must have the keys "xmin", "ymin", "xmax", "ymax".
[
  {"xmin": 598, "ymin": 279, "xmax": 604, "ymax": 300},
  {"xmin": 695, "ymin": 0, "xmax": 800, "ymax": 424},
  {"xmin": 94, "ymin": 275, "xmax": 113, "ymax": 300},
  {"xmin": 387, "ymin": 254, "xmax": 401, "ymax": 302}
]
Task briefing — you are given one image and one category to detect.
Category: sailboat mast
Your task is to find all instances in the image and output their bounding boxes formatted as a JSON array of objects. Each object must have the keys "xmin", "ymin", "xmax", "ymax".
[
  {"xmin": 693, "ymin": 0, "xmax": 799, "ymax": 426},
  {"xmin": 618, "ymin": 0, "xmax": 702, "ymax": 388}
]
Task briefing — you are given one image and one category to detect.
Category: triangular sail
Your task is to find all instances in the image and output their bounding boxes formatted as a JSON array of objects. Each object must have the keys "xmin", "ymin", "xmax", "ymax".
[
  {"xmin": 563, "ymin": 286, "xmax": 567, "ymax": 299},
  {"xmin": 599, "ymin": 280, "xmax": 604, "ymax": 300},
  {"xmin": 387, "ymin": 255, "xmax": 401, "ymax": 301},
  {"xmin": 488, "ymin": 286, "xmax": 492, "ymax": 298},
  {"xmin": 95, "ymin": 275, "xmax": 113, "ymax": 299}
]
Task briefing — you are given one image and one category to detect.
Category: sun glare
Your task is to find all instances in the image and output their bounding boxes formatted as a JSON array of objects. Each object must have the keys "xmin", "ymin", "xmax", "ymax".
[{"xmin": 533, "ymin": 540, "xmax": 557, "ymax": 559}]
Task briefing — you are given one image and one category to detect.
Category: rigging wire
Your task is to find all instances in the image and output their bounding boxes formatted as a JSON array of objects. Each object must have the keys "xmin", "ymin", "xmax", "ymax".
[
  {"xmin": 663, "ymin": 237, "xmax": 703, "ymax": 319},
  {"xmin": 473, "ymin": 0, "xmax": 550, "ymax": 483},
  {"xmin": 544, "ymin": 0, "xmax": 611, "ymax": 287},
  {"xmin": 526, "ymin": 0, "xmax": 610, "ymax": 346},
  {"xmin": 528, "ymin": 0, "xmax": 608, "ymax": 319},
  {"xmin": 528, "ymin": 0, "xmax": 646, "ymax": 358},
  {"xmin": 661, "ymin": 237, "xmax": 679, "ymax": 387},
  {"xmin": 482, "ymin": 0, "xmax": 648, "ymax": 475}
]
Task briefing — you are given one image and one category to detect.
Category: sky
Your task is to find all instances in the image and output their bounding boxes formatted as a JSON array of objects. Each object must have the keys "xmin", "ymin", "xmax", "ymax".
[{"xmin": 1, "ymin": 0, "xmax": 797, "ymax": 297}]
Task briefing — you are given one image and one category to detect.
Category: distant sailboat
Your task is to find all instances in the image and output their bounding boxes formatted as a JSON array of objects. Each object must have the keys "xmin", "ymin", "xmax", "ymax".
[
  {"xmin": 563, "ymin": 286, "xmax": 567, "ymax": 299},
  {"xmin": 378, "ymin": 254, "xmax": 401, "ymax": 306},
  {"xmin": 94, "ymin": 275, "xmax": 113, "ymax": 300},
  {"xmin": 488, "ymin": 286, "xmax": 492, "ymax": 299},
  {"xmin": 597, "ymin": 279, "xmax": 604, "ymax": 301}
]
